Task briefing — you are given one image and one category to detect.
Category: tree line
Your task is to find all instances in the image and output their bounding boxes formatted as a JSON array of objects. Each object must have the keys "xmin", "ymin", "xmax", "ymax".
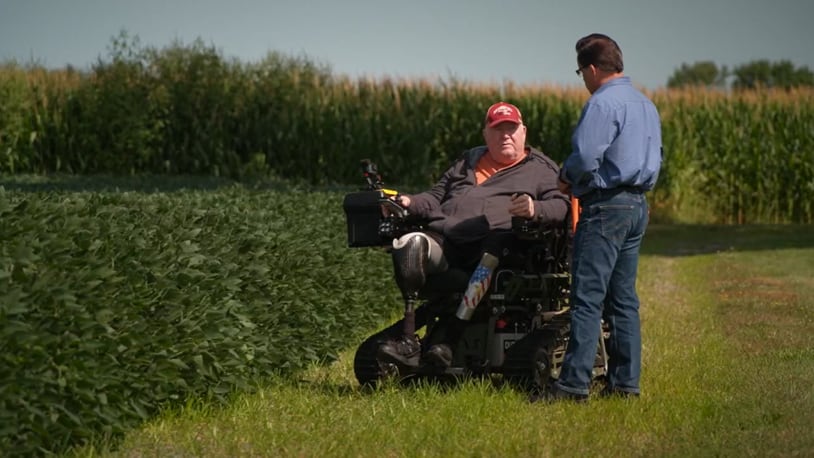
[{"xmin": 667, "ymin": 60, "xmax": 814, "ymax": 89}]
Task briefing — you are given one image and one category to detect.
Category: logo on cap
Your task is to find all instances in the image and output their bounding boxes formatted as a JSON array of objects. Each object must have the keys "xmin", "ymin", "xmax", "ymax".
[
  {"xmin": 493, "ymin": 105, "xmax": 514, "ymax": 117},
  {"xmin": 485, "ymin": 102, "xmax": 522, "ymax": 127}
]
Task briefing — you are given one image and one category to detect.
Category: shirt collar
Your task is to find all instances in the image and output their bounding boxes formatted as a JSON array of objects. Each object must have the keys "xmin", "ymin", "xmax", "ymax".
[{"xmin": 594, "ymin": 75, "xmax": 631, "ymax": 95}]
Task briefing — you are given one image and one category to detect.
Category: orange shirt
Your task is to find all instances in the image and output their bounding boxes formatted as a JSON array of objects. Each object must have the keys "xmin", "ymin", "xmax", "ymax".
[{"xmin": 474, "ymin": 149, "xmax": 528, "ymax": 185}]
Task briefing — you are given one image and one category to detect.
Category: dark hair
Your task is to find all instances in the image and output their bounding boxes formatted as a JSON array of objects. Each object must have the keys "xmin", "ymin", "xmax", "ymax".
[{"xmin": 576, "ymin": 33, "xmax": 623, "ymax": 73}]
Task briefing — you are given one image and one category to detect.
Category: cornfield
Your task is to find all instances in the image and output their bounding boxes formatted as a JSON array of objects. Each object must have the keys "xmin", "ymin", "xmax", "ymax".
[{"xmin": 1, "ymin": 37, "xmax": 812, "ymax": 223}]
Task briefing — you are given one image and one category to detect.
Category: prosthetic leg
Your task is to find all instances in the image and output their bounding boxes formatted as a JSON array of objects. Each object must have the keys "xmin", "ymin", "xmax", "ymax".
[
  {"xmin": 377, "ymin": 232, "xmax": 445, "ymax": 368},
  {"xmin": 425, "ymin": 252, "xmax": 499, "ymax": 368}
]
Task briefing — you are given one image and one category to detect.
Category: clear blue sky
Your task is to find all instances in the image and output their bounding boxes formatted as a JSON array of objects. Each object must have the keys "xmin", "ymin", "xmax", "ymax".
[{"xmin": 1, "ymin": 0, "xmax": 812, "ymax": 89}]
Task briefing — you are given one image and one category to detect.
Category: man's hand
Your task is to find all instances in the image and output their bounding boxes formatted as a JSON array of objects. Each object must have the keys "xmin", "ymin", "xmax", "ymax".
[
  {"xmin": 509, "ymin": 193, "xmax": 535, "ymax": 219},
  {"xmin": 557, "ymin": 178, "xmax": 572, "ymax": 195},
  {"xmin": 381, "ymin": 194, "xmax": 411, "ymax": 216}
]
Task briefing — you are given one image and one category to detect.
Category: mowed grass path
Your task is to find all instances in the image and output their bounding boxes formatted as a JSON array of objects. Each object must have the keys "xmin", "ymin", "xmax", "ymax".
[{"xmin": 82, "ymin": 225, "xmax": 814, "ymax": 457}]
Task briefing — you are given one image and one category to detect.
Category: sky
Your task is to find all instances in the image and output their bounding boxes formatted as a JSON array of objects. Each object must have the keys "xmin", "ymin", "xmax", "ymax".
[{"xmin": 1, "ymin": 0, "xmax": 813, "ymax": 90}]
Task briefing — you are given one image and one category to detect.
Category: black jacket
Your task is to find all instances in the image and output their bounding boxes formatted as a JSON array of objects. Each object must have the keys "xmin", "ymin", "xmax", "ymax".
[{"xmin": 408, "ymin": 146, "xmax": 569, "ymax": 244}]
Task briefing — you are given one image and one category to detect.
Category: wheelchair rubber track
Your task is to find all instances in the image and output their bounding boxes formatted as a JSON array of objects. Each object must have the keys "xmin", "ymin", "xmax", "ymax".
[
  {"xmin": 352, "ymin": 321, "xmax": 404, "ymax": 386},
  {"xmin": 501, "ymin": 317, "xmax": 570, "ymax": 389}
]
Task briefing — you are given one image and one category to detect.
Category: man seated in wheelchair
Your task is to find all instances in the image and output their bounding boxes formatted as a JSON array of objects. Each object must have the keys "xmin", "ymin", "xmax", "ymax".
[{"xmin": 376, "ymin": 102, "xmax": 569, "ymax": 370}]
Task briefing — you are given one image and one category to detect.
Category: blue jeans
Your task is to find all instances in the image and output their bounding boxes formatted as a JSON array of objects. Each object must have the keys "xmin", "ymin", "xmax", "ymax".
[{"xmin": 555, "ymin": 189, "xmax": 649, "ymax": 396}]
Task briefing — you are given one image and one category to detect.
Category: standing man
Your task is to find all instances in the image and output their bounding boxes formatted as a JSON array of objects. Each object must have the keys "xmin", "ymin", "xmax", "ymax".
[{"xmin": 542, "ymin": 33, "xmax": 662, "ymax": 402}]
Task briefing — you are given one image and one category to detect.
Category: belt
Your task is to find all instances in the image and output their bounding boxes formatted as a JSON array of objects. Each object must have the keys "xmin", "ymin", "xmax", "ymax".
[{"xmin": 579, "ymin": 186, "xmax": 644, "ymax": 203}]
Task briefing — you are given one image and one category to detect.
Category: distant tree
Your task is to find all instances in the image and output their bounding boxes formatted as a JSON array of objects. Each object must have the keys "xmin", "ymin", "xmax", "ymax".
[
  {"xmin": 667, "ymin": 61, "xmax": 728, "ymax": 89},
  {"xmin": 732, "ymin": 59, "xmax": 814, "ymax": 89}
]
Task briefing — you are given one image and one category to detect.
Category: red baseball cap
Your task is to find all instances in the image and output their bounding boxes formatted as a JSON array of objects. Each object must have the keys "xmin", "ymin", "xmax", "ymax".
[{"xmin": 484, "ymin": 102, "xmax": 523, "ymax": 127}]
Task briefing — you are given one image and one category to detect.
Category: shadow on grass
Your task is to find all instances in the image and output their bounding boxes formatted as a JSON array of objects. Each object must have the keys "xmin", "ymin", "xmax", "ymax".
[
  {"xmin": 642, "ymin": 224, "xmax": 814, "ymax": 256},
  {"xmin": 296, "ymin": 372, "xmax": 519, "ymax": 399}
]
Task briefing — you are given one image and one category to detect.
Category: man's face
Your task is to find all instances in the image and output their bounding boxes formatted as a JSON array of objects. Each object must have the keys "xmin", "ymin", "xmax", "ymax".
[{"xmin": 483, "ymin": 121, "xmax": 527, "ymax": 165}]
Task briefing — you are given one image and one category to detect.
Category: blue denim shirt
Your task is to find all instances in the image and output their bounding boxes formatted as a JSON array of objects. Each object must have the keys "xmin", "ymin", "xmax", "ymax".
[{"xmin": 561, "ymin": 76, "xmax": 662, "ymax": 198}]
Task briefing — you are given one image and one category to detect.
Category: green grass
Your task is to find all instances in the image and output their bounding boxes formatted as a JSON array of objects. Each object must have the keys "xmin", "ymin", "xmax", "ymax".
[{"xmin": 68, "ymin": 224, "xmax": 814, "ymax": 457}]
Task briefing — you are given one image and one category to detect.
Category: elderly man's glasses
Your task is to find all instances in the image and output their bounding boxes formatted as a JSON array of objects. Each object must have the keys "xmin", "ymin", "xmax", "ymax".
[{"xmin": 575, "ymin": 65, "xmax": 590, "ymax": 76}]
